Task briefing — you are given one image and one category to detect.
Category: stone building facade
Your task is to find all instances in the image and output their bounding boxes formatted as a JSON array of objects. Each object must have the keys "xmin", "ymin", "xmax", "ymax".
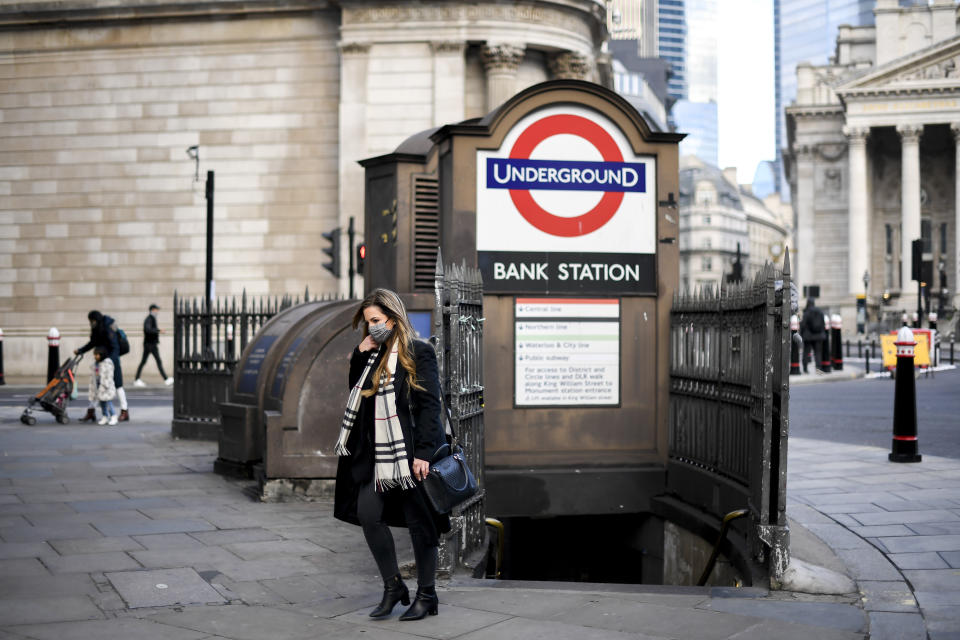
[
  {"xmin": 0, "ymin": 0, "xmax": 610, "ymax": 379},
  {"xmin": 785, "ymin": 0, "xmax": 960, "ymax": 332},
  {"xmin": 678, "ymin": 156, "xmax": 790, "ymax": 293}
]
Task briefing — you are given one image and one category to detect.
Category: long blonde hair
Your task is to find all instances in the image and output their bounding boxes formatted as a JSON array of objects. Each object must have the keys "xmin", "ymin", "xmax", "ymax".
[{"xmin": 352, "ymin": 288, "xmax": 424, "ymax": 397}]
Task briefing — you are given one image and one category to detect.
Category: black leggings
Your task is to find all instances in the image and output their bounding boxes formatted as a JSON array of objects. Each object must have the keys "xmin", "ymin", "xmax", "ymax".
[
  {"xmin": 136, "ymin": 343, "xmax": 168, "ymax": 380},
  {"xmin": 357, "ymin": 481, "xmax": 437, "ymax": 587}
]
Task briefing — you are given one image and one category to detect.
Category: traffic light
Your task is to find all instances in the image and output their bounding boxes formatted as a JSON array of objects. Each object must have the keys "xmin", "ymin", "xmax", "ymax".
[
  {"xmin": 322, "ymin": 227, "xmax": 341, "ymax": 278},
  {"xmin": 356, "ymin": 242, "xmax": 366, "ymax": 276}
]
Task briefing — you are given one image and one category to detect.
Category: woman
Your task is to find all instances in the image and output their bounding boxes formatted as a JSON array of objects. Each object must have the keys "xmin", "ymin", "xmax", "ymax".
[{"xmin": 333, "ymin": 288, "xmax": 449, "ymax": 621}]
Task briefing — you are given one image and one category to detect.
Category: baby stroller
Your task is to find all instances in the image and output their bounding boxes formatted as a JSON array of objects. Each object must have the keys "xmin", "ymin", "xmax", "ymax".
[{"xmin": 20, "ymin": 353, "xmax": 83, "ymax": 425}]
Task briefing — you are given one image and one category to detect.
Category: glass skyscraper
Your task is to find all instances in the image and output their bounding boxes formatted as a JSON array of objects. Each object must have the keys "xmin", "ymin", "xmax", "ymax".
[
  {"xmin": 659, "ymin": 0, "xmax": 687, "ymax": 100},
  {"xmin": 673, "ymin": 0, "xmax": 718, "ymax": 166},
  {"xmin": 774, "ymin": 0, "xmax": 875, "ymax": 197}
]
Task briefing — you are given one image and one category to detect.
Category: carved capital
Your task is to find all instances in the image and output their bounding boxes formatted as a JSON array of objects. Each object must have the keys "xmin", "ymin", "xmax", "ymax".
[
  {"xmin": 842, "ymin": 125, "xmax": 869, "ymax": 145},
  {"xmin": 548, "ymin": 51, "xmax": 591, "ymax": 80},
  {"xmin": 896, "ymin": 123, "xmax": 923, "ymax": 143},
  {"xmin": 951, "ymin": 122, "xmax": 960, "ymax": 143},
  {"xmin": 340, "ymin": 41, "xmax": 371, "ymax": 56},
  {"xmin": 481, "ymin": 43, "xmax": 525, "ymax": 74},
  {"xmin": 431, "ymin": 41, "xmax": 465, "ymax": 55}
]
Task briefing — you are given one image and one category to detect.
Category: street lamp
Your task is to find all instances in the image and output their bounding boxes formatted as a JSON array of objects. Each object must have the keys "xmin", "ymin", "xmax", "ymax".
[{"xmin": 938, "ymin": 259, "xmax": 947, "ymax": 315}]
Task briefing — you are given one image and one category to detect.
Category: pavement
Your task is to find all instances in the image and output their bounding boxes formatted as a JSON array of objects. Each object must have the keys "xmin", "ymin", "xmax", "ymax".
[{"xmin": 0, "ymin": 381, "xmax": 958, "ymax": 639}]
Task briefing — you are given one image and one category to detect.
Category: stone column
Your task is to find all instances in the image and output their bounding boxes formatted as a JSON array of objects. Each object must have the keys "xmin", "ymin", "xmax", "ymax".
[
  {"xmin": 953, "ymin": 123, "xmax": 960, "ymax": 310},
  {"xmin": 548, "ymin": 51, "xmax": 591, "ymax": 81},
  {"xmin": 339, "ymin": 42, "xmax": 371, "ymax": 297},
  {"xmin": 431, "ymin": 41, "xmax": 466, "ymax": 127},
  {"xmin": 794, "ymin": 144, "xmax": 816, "ymax": 293},
  {"xmin": 481, "ymin": 43, "xmax": 525, "ymax": 112},
  {"xmin": 898, "ymin": 124, "xmax": 923, "ymax": 302},
  {"xmin": 845, "ymin": 126, "xmax": 870, "ymax": 297}
]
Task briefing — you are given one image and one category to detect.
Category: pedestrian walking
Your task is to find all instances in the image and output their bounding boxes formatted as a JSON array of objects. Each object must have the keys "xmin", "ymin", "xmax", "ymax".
[
  {"xmin": 800, "ymin": 298, "xmax": 827, "ymax": 374},
  {"xmin": 134, "ymin": 304, "xmax": 172, "ymax": 387},
  {"xmin": 74, "ymin": 310, "xmax": 129, "ymax": 422},
  {"xmin": 333, "ymin": 288, "xmax": 449, "ymax": 621},
  {"xmin": 90, "ymin": 347, "xmax": 117, "ymax": 426}
]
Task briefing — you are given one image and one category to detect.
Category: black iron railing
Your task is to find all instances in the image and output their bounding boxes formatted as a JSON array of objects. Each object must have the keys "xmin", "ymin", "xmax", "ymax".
[
  {"xmin": 668, "ymin": 251, "xmax": 792, "ymax": 580},
  {"xmin": 433, "ymin": 254, "xmax": 486, "ymax": 575},
  {"xmin": 172, "ymin": 288, "xmax": 327, "ymax": 439}
]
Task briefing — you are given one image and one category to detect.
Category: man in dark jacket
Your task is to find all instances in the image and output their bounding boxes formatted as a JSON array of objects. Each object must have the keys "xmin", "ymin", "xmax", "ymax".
[
  {"xmin": 800, "ymin": 298, "xmax": 827, "ymax": 374},
  {"xmin": 134, "ymin": 304, "xmax": 172, "ymax": 387},
  {"xmin": 75, "ymin": 310, "xmax": 129, "ymax": 422}
]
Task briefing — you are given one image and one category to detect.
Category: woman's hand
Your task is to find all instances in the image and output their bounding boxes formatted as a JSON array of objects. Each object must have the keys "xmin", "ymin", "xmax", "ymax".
[
  {"xmin": 358, "ymin": 335, "xmax": 377, "ymax": 352},
  {"xmin": 412, "ymin": 458, "xmax": 430, "ymax": 482}
]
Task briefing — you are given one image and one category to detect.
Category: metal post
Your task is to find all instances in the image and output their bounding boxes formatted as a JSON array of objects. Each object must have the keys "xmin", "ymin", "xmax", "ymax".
[
  {"xmin": 831, "ymin": 314, "xmax": 843, "ymax": 371},
  {"xmin": 347, "ymin": 216, "xmax": 355, "ymax": 299},
  {"xmin": 204, "ymin": 170, "xmax": 214, "ymax": 359},
  {"xmin": 47, "ymin": 328, "xmax": 60, "ymax": 383},
  {"xmin": 865, "ymin": 346, "xmax": 870, "ymax": 374},
  {"xmin": 890, "ymin": 326, "xmax": 921, "ymax": 463},
  {"xmin": 858, "ymin": 339, "xmax": 862, "ymax": 359},
  {"xmin": 820, "ymin": 312, "xmax": 832, "ymax": 373},
  {"xmin": 0, "ymin": 327, "xmax": 5, "ymax": 385}
]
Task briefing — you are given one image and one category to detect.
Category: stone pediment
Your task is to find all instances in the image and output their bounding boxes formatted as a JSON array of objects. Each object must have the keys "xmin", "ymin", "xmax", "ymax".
[{"xmin": 837, "ymin": 35, "xmax": 960, "ymax": 97}]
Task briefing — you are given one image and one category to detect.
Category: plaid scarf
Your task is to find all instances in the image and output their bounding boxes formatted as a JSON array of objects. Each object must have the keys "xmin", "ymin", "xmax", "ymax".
[{"xmin": 335, "ymin": 344, "xmax": 415, "ymax": 492}]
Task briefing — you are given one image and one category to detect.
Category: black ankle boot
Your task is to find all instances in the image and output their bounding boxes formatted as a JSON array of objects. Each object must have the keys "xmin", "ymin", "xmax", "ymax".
[
  {"xmin": 369, "ymin": 574, "xmax": 409, "ymax": 618},
  {"xmin": 399, "ymin": 585, "xmax": 438, "ymax": 621}
]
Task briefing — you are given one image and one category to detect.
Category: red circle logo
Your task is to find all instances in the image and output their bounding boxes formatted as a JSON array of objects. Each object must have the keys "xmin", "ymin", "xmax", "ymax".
[{"xmin": 508, "ymin": 114, "xmax": 624, "ymax": 238}]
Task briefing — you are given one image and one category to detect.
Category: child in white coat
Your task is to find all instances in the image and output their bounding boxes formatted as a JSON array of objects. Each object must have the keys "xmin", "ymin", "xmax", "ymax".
[{"xmin": 91, "ymin": 347, "xmax": 118, "ymax": 426}]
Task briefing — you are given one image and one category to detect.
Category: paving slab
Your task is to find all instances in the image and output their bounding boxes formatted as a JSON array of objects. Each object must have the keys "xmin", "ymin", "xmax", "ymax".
[
  {"xmin": 188, "ymin": 528, "xmax": 281, "ymax": 546},
  {"xmin": 0, "ymin": 522, "xmax": 101, "ymax": 542},
  {"xmin": 106, "ymin": 568, "xmax": 226, "ymax": 609},
  {"xmin": 0, "ymin": 596, "xmax": 102, "ymax": 626},
  {"xmin": 833, "ymin": 548, "xmax": 902, "ymax": 581},
  {"xmin": 94, "ymin": 518, "xmax": 215, "ymax": 537},
  {"xmin": 849, "ymin": 510, "xmax": 959, "ymax": 526},
  {"xmin": 0, "ymin": 542, "xmax": 55, "ymax": 560},
  {"xmin": 209, "ymin": 556, "xmax": 322, "ymax": 583},
  {"xmin": 723, "ymin": 618, "xmax": 864, "ymax": 640},
  {"xmin": 334, "ymin": 602, "xmax": 511, "ymax": 639},
  {"xmin": 147, "ymin": 604, "xmax": 361, "ymax": 640},
  {"xmin": 222, "ymin": 539, "xmax": 327, "ymax": 560},
  {"xmin": 43, "ymin": 551, "xmax": 142, "ymax": 574},
  {"xmin": 130, "ymin": 546, "xmax": 242, "ymax": 570},
  {"xmin": 256, "ymin": 575, "xmax": 341, "ymax": 604},
  {"xmin": 881, "ymin": 534, "xmax": 960, "ymax": 553},
  {"xmin": 887, "ymin": 552, "xmax": 950, "ymax": 569},
  {"xmin": 900, "ymin": 568, "xmax": 960, "ymax": 591},
  {"xmin": 940, "ymin": 550, "xmax": 960, "ymax": 568},
  {"xmin": 548, "ymin": 597, "xmax": 762, "ymax": 640},
  {"xmin": 49, "ymin": 536, "xmax": 144, "ymax": 555},
  {"xmin": 133, "ymin": 533, "xmax": 207, "ymax": 550},
  {"xmin": 456, "ymin": 616, "xmax": 663, "ymax": 640},
  {"xmin": 867, "ymin": 612, "xmax": 927, "ymax": 640},
  {"xmin": 698, "ymin": 597, "xmax": 866, "ymax": 632},
  {"xmin": 0, "ymin": 558, "xmax": 50, "ymax": 577},
  {"xmin": 856, "ymin": 580, "xmax": 917, "ymax": 612},
  {"xmin": 7, "ymin": 618, "xmax": 209, "ymax": 640},
  {"xmin": 0, "ymin": 573, "xmax": 98, "ymax": 598},
  {"xmin": 71, "ymin": 497, "xmax": 180, "ymax": 512}
]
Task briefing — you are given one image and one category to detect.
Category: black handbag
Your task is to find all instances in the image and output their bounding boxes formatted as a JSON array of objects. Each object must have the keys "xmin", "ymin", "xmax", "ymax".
[
  {"xmin": 419, "ymin": 400, "xmax": 478, "ymax": 514},
  {"xmin": 423, "ymin": 441, "xmax": 478, "ymax": 514}
]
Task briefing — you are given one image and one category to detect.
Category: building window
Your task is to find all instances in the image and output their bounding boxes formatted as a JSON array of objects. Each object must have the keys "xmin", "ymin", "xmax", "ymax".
[
  {"xmin": 702, "ymin": 257, "xmax": 713, "ymax": 272},
  {"xmin": 704, "ymin": 215, "xmax": 711, "ymax": 225},
  {"xmin": 921, "ymin": 219, "xmax": 932, "ymax": 254},
  {"xmin": 941, "ymin": 222, "xmax": 948, "ymax": 254},
  {"xmin": 885, "ymin": 224, "xmax": 893, "ymax": 255},
  {"xmin": 704, "ymin": 237, "xmax": 712, "ymax": 249},
  {"xmin": 695, "ymin": 181, "xmax": 716, "ymax": 206}
]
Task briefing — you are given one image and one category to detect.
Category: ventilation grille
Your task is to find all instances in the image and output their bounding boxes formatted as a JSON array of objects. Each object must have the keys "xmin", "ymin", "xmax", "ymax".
[{"xmin": 413, "ymin": 174, "xmax": 440, "ymax": 291}]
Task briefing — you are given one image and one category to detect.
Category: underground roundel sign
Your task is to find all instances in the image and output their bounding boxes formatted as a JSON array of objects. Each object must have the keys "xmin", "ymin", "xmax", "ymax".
[{"xmin": 476, "ymin": 104, "xmax": 656, "ymax": 295}]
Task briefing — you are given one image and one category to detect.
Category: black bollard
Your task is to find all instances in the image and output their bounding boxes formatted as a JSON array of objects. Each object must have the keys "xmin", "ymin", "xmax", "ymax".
[
  {"xmin": 831, "ymin": 314, "xmax": 843, "ymax": 371},
  {"xmin": 865, "ymin": 347, "xmax": 870, "ymax": 374},
  {"xmin": 790, "ymin": 314, "xmax": 801, "ymax": 376},
  {"xmin": 820, "ymin": 313, "xmax": 832, "ymax": 373},
  {"xmin": 858, "ymin": 339, "xmax": 863, "ymax": 359},
  {"xmin": 889, "ymin": 326, "xmax": 922, "ymax": 463},
  {"xmin": 951, "ymin": 340, "xmax": 955, "ymax": 365},
  {"xmin": 47, "ymin": 328, "xmax": 60, "ymax": 383},
  {"xmin": 0, "ymin": 327, "xmax": 5, "ymax": 385}
]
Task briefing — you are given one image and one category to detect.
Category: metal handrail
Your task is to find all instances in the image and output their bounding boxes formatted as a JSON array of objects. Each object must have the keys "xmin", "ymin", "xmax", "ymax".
[{"xmin": 697, "ymin": 509, "xmax": 749, "ymax": 586}]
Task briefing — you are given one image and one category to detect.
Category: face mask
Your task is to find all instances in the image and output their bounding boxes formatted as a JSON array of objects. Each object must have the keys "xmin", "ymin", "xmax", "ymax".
[{"xmin": 368, "ymin": 321, "xmax": 393, "ymax": 345}]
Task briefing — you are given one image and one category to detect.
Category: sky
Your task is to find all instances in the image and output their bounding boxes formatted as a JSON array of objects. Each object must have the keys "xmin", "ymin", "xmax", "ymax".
[{"xmin": 716, "ymin": 0, "xmax": 776, "ymax": 183}]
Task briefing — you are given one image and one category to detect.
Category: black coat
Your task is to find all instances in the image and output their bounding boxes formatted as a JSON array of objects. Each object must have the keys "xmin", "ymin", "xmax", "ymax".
[
  {"xmin": 800, "ymin": 305, "xmax": 827, "ymax": 343},
  {"xmin": 143, "ymin": 314, "xmax": 160, "ymax": 344},
  {"xmin": 77, "ymin": 315, "xmax": 123, "ymax": 388},
  {"xmin": 333, "ymin": 339, "xmax": 450, "ymax": 542}
]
